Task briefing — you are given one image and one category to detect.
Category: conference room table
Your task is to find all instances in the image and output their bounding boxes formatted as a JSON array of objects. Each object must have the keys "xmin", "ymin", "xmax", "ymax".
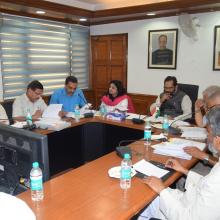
[
  {"xmin": 18, "ymin": 116, "xmax": 200, "ymax": 220},
  {"xmin": 34, "ymin": 116, "xmax": 145, "ymax": 176}
]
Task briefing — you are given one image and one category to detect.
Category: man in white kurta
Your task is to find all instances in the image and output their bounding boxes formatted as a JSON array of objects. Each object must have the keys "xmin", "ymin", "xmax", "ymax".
[{"xmin": 139, "ymin": 105, "xmax": 220, "ymax": 220}]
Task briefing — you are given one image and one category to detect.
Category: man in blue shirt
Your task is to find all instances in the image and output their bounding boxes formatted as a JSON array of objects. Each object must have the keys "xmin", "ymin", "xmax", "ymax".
[{"xmin": 50, "ymin": 76, "xmax": 87, "ymax": 115}]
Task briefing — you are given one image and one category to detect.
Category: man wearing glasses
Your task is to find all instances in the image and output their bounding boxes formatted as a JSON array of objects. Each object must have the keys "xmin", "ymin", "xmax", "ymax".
[
  {"xmin": 50, "ymin": 76, "xmax": 87, "ymax": 116},
  {"xmin": 150, "ymin": 76, "xmax": 192, "ymax": 119}
]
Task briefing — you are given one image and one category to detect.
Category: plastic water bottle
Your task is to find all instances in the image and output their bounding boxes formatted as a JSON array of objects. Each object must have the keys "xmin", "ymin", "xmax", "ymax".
[
  {"xmin": 30, "ymin": 162, "xmax": 44, "ymax": 201},
  {"xmin": 26, "ymin": 109, "xmax": 33, "ymax": 126},
  {"xmin": 162, "ymin": 114, "xmax": 169, "ymax": 136},
  {"xmin": 120, "ymin": 153, "xmax": 132, "ymax": 190},
  {"xmin": 144, "ymin": 118, "xmax": 151, "ymax": 146},
  {"xmin": 100, "ymin": 104, "xmax": 107, "ymax": 117},
  {"xmin": 74, "ymin": 105, "xmax": 80, "ymax": 122}
]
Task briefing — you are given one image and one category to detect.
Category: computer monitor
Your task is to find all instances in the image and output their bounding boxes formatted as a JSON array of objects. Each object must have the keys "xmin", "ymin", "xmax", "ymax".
[{"xmin": 0, "ymin": 123, "xmax": 50, "ymax": 195}]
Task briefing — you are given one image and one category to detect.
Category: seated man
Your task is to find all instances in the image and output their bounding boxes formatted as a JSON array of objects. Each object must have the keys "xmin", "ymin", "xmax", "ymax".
[
  {"xmin": 150, "ymin": 76, "xmax": 192, "ymax": 119},
  {"xmin": 195, "ymin": 85, "xmax": 220, "ymax": 127},
  {"xmin": 13, "ymin": 80, "xmax": 47, "ymax": 121},
  {"xmin": 139, "ymin": 105, "xmax": 220, "ymax": 220},
  {"xmin": 50, "ymin": 76, "xmax": 86, "ymax": 115}
]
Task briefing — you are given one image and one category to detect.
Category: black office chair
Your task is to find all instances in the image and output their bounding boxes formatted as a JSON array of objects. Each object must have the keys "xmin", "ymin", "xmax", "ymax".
[
  {"xmin": 178, "ymin": 83, "xmax": 199, "ymax": 123},
  {"xmin": 1, "ymin": 100, "xmax": 14, "ymax": 124}
]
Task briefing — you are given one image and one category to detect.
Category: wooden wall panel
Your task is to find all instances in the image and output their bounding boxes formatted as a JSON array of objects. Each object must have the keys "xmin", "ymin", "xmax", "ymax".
[{"xmin": 129, "ymin": 93, "xmax": 157, "ymax": 115}]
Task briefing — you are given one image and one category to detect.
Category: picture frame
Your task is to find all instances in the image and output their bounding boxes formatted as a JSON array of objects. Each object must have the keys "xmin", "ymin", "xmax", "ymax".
[
  {"xmin": 213, "ymin": 25, "xmax": 220, "ymax": 70},
  {"xmin": 148, "ymin": 29, "xmax": 178, "ymax": 69}
]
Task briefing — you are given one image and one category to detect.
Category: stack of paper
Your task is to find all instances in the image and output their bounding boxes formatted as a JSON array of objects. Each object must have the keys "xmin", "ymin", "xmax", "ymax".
[
  {"xmin": 169, "ymin": 120, "xmax": 190, "ymax": 127},
  {"xmin": 126, "ymin": 113, "xmax": 146, "ymax": 120},
  {"xmin": 180, "ymin": 127, "xmax": 207, "ymax": 140},
  {"xmin": 35, "ymin": 118, "xmax": 71, "ymax": 131},
  {"xmin": 133, "ymin": 159, "xmax": 169, "ymax": 178},
  {"xmin": 152, "ymin": 138, "xmax": 206, "ymax": 160}
]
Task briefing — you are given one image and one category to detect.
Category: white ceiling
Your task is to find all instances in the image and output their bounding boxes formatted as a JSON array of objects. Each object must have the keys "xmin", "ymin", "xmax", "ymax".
[{"xmin": 44, "ymin": 0, "xmax": 172, "ymax": 10}]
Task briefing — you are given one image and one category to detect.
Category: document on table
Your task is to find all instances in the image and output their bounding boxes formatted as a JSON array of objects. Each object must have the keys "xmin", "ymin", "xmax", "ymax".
[
  {"xmin": 42, "ymin": 104, "xmax": 62, "ymax": 119},
  {"xmin": 180, "ymin": 127, "xmax": 207, "ymax": 140},
  {"xmin": 35, "ymin": 118, "xmax": 71, "ymax": 131},
  {"xmin": 133, "ymin": 159, "xmax": 169, "ymax": 178},
  {"xmin": 152, "ymin": 138, "xmax": 206, "ymax": 160},
  {"xmin": 126, "ymin": 113, "xmax": 146, "ymax": 120}
]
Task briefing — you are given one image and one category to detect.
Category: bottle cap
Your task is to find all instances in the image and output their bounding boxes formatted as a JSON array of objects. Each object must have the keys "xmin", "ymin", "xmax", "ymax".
[
  {"xmin": 32, "ymin": 162, "xmax": 39, "ymax": 168},
  {"xmin": 124, "ymin": 153, "xmax": 130, "ymax": 159}
]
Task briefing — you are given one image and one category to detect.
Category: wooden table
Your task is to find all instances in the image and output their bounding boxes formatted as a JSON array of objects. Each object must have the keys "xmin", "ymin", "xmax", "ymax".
[
  {"xmin": 18, "ymin": 124, "xmax": 199, "ymax": 220},
  {"xmin": 34, "ymin": 117, "xmax": 146, "ymax": 176}
]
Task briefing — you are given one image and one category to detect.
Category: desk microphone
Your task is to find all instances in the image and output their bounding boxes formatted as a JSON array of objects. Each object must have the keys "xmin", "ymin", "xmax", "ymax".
[
  {"xmin": 78, "ymin": 93, "xmax": 94, "ymax": 118},
  {"xmin": 132, "ymin": 114, "xmax": 145, "ymax": 124},
  {"xmin": 168, "ymin": 110, "xmax": 199, "ymax": 135}
]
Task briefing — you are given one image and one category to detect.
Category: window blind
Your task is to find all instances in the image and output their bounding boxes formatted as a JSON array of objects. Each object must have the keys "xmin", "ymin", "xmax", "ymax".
[
  {"xmin": 70, "ymin": 26, "xmax": 89, "ymax": 89},
  {"xmin": 0, "ymin": 14, "xmax": 89, "ymax": 100}
]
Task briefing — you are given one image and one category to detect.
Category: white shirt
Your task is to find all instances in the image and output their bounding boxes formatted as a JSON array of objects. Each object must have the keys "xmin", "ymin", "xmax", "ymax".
[
  {"xmin": 13, "ymin": 93, "xmax": 47, "ymax": 118},
  {"xmin": 159, "ymin": 161, "xmax": 220, "ymax": 220},
  {"xmin": 0, "ymin": 192, "xmax": 36, "ymax": 220}
]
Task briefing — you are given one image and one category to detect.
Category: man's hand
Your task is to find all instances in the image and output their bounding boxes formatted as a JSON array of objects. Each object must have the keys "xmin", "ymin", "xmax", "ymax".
[
  {"xmin": 160, "ymin": 93, "xmax": 171, "ymax": 103},
  {"xmin": 195, "ymin": 99, "xmax": 205, "ymax": 111},
  {"xmin": 143, "ymin": 176, "xmax": 165, "ymax": 194},
  {"xmin": 32, "ymin": 110, "xmax": 43, "ymax": 120},
  {"xmin": 184, "ymin": 146, "xmax": 208, "ymax": 160},
  {"xmin": 165, "ymin": 158, "xmax": 189, "ymax": 175},
  {"xmin": 59, "ymin": 111, "xmax": 67, "ymax": 118}
]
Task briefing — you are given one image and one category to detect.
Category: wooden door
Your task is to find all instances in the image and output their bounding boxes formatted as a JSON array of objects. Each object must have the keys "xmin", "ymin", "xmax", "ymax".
[{"xmin": 91, "ymin": 34, "xmax": 127, "ymax": 108}]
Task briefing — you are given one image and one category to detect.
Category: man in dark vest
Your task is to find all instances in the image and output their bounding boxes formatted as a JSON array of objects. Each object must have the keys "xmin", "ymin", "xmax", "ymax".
[{"xmin": 150, "ymin": 76, "xmax": 192, "ymax": 119}]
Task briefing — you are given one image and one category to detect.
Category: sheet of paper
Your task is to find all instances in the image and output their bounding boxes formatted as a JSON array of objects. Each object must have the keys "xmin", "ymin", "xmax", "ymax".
[
  {"xmin": 152, "ymin": 138, "xmax": 206, "ymax": 160},
  {"xmin": 133, "ymin": 159, "xmax": 169, "ymax": 178},
  {"xmin": 42, "ymin": 104, "xmax": 62, "ymax": 119}
]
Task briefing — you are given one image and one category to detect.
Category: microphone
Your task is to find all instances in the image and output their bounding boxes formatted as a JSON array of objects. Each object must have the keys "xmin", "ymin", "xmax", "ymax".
[
  {"xmin": 78, "ymin": 93, "xmax": 94, "ymax": 118},
  {"xmin": 168, "ymin": 110, "xmax": 200, "ymax": 135},
  {"xmin": 132, "ymin": 114, "xmax": 145, "ymax": 124}
]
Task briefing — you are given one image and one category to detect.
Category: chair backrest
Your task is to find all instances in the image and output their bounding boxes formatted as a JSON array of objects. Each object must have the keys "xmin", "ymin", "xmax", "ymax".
[
  {"xmin": 178, "ymin": 83, "xmax": 199, "ymax": 118},
  {"xmin": 1, "ymin": 100, "xmax": 13, "ymax": 124}
]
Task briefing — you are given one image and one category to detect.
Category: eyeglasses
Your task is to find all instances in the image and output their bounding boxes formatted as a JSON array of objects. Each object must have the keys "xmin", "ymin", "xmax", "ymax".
[
  {"xmin": 206, "ymin": 104, "xmax": 220, "ymax": 112},
  {"xmin": 164, "ymin": 86, "xmax": 175, "ymax": 90}
]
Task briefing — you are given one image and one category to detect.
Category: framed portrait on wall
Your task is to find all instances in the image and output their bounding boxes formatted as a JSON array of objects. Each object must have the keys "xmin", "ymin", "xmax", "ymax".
[
  {"xmin": 148, "ymin": 29, "xmax": 178, "ymax": 69},
  {"xmin": 213, "ymin": 25, "xmax": 220, "ymax": 70}
]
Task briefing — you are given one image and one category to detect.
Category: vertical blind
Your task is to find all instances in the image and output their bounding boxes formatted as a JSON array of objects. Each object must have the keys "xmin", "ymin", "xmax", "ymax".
[{"xmin": 0, "ymin": 14, "xmax": 89, "ymax": 100}]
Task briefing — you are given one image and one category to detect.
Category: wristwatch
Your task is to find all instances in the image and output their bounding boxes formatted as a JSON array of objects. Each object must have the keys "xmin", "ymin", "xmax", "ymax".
[{"xmin": 203, "ymin": 155, "xmax": 209, "ymax": 165}]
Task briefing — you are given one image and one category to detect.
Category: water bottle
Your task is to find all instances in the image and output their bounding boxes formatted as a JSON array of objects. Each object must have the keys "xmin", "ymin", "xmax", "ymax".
[
  {"xmin": 30, "ymin": 162, "xmax": 44, "ymax": 201},
  {"xmin": 74, "ymin": 105, "xmax": 80, "ymax": 122},
  {"xmin": 162, "ymin": 114, "xmax": 169, "ymax": 136},
  {"xmin": 120, "ymin": 153, "xmax": 132, "ymax": 190},
  {"xmin": 144, "ymin": 118, "xmax": 151, "ymax": 146},
  {"xmin": 26, "ymin": 109, "xmax": 33, "ymax": 126},
  {"xmin": 100, "ymin": 104, "xmax": 107, "ymax": 118}
]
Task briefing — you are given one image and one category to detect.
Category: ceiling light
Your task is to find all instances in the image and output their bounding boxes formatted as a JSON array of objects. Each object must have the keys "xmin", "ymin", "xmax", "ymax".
[
  {"xmin": 36, "ymin": 10, "xmax": 45, "ymax": 15},
  {"xmin": 79, "ymin": 18, "xmax": 87, "ymax": 22},
  {"xmin": 146, "ymin": 13, "xmax": 156, "ymax": 16}
]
